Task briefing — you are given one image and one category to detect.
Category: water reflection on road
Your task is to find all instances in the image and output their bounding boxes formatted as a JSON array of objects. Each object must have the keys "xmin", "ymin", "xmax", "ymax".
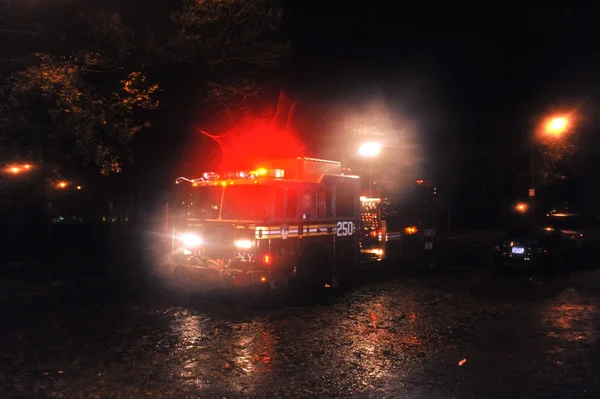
[{"xmin": 3, "ymin": 269, "xmax": 600, "ymax": 398}]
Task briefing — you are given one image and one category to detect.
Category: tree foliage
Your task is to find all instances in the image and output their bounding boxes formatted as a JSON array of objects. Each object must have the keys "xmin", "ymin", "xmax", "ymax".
[
  {"xmin": 537, "ymin": 138, "xmax": 579, "ymax": 185},
  {"xmin": 0, "ymin": 56, "xmax": 159, "ymax": 175},
  {"xmin": 170, "ymin": 0, "xmax": 288, "ymax": 103},
  {"xmin": 0, "ymin": 0, "xmax": 289, "ymax": 176}
]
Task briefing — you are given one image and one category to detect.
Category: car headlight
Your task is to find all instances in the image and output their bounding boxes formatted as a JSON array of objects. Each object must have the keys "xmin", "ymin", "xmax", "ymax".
[
  {"xmin": 181, "ymin": 233, "xmax": 202, "ymax": 247},
  {"xmin": 235, "ymin": 239, "xmax": 253, "ymax": 249}
]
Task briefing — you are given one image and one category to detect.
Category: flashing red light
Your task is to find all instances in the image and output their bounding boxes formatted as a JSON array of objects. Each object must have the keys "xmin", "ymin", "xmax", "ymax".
[
  {"xmin": 197, "ymin": 94, "xmax": 305, "ymax": 170},
  {"xmin": 416, "ymin": 180, "xmax": 424, "ymax": 184},
  {"xmin": 263, "ymin": 254, "xmax": 271, "ymax": 265}
]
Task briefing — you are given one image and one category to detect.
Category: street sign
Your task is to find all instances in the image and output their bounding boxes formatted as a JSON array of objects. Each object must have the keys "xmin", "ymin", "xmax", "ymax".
[{"xmin": 529, "ymin": 188, "xmax": 535, "ymax": 197}]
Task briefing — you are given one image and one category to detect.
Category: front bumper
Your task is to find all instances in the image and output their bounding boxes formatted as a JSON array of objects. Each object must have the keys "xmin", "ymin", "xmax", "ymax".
[
  {"xmin": 182, "ymin": 264, "xmax": 271, "ymax": 287},
  {"xmin": 167, "ymin": 250, "xmax": 272, "ymax": 288}
]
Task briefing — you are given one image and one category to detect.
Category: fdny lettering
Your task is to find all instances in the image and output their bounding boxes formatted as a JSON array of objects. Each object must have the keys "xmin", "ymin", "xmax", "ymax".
[{"xmin": 236, "ymin": 252, "xmax": 255, "ymax": 262}]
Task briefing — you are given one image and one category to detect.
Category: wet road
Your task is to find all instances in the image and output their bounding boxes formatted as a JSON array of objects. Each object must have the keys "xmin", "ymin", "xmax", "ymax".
[{"xmin": 3, "ymin": 240, "xmax": 600, "ymax": 398}]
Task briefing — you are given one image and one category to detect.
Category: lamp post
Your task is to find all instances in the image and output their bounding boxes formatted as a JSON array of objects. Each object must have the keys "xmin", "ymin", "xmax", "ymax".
[
  {"xmin": 531, "ymin": 114, "xmax": 572, "ymax": 224},
  {"xmin": 358, "ymin": 142, "xmax": 381, "ymax": 196}
]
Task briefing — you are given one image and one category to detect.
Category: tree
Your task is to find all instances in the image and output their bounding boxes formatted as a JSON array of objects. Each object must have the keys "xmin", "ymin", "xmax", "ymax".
[
  {"xmin": 0, "ymin": 0, "xmax": 289, "ymax": 177},
  {"xmin": 0, "ymin": 3, "xmax": 159, "ymax": 176},
  {"xmin": 0, "ymin": 57, "xmax": 159, "ymax": 175},
  {"xmin": 169, "ymin": 0, "xmax": 289, "ymax": 105},
  {"xmin": 536, "ymin": 138, "xmax": 579, "ymax": 186}
]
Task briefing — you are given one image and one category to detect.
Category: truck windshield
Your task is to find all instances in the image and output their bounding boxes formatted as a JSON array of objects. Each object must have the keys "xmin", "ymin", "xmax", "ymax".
[
  {"xmin": 221, "ymin": 185, "xmax": 273, "ymax": 220},
  {"xmin": 179, "ymin": 185, "xmax": 273, "ymax": 220},
  {"xmin": 180, "ymin": 186, "xmax": 222, "ymax": 219}
]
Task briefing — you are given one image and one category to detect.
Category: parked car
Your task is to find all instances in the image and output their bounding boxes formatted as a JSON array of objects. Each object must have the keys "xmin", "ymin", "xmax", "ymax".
[
  {"xmin": 493, "ymin": 213, "xmax": 600, "ymax": 269},
  {"xmin": 542, "ymin": 213, "xmax": 600, "ymax": 256},
  {"xmin": 493, "ymin": 226, "xmax": 570, "ymax": 269}
]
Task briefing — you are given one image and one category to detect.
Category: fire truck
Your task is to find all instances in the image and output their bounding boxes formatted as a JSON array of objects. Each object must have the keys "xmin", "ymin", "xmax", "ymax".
[
  {"xmin": 164, "ymin": 157, "xmax": 438, "ymax": 290},
  {"xmin": 166, "ymin": 157, "xmax": 360, "ymax": 289},
  {"xmin": 358, "ymin": 180, "xmax": 438, "ymax": 266}
]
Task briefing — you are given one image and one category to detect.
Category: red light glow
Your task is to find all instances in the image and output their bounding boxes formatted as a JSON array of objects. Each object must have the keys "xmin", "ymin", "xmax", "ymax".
[{"xmin": 198, "ymin": 93, "xmax": 305, "ymax": 170}]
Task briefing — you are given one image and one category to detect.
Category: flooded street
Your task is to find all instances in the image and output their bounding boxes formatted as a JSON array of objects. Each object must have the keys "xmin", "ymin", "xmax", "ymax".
[{"xmin": 3, "ymin": 259, "xmax": 600, "ymax": 398}]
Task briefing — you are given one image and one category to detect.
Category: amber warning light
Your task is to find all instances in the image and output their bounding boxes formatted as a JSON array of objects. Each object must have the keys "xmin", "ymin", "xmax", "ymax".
[
  {"xmin": 176, "ymin": 168, "xmax": 285, "ymax": 185},
  {"xmin": 404, "ymin": 226, "xmax": 418, "ymax": 235}
]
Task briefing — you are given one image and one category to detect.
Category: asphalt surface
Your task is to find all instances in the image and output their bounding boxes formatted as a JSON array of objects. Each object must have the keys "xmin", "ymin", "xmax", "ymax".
[{"xmin": 3, "ymin": 233, "xmax": 600, "ymax": 398}]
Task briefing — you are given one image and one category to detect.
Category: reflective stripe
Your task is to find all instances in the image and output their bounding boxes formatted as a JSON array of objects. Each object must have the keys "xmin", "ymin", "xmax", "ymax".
[
  {"xmin": 254, "ymin": 226, "xmax": 336, "ymax": 239},
  {"xmin": 385, "ymin": 233, "xmax": 402, "ymax": 242}
]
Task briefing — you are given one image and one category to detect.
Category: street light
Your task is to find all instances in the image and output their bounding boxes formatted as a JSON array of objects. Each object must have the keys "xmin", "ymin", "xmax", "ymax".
[
  {"xmin": 4, "ymin": 163, "xmax": 34, "ymax": 175},
  {"xmin": 358, "ymin": 142, "xmax": 382, "ymax": 157},
  {"xmin": 530, "ymin": 112, "xmax": 576, "ymax": 224},
  {"xmin": 515, "ymin": 202, "xmax": 529, "ymax": 213},
  {"xmin": 358, "ymin": 142, "xmax": 382, "ymax": 196},
  {"xmin": 544, "ymin": 116, "xmax": 570, "ymax": 137}
]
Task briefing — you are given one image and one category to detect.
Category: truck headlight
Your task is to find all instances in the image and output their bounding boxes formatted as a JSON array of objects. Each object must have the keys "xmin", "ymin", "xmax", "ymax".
[
  {"xmin": 235, "ymin": 239, "xmax": 253, "ymax": 249},
  {"xmin": 181, "ymin": 233, "xmax": 202, "ymax": 247}
]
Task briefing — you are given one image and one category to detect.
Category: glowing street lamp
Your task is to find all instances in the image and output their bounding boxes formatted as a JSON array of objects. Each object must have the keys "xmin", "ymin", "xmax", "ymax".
[
  {"xmin": 515, "ymin": 202, "xmax": 529, "ymax": 213},
  {"xmin": 57, "ymin": 181, "xmax": 68, "ymax": 189},
  {"xmin": 358, "ymin": 142, "xmax": 382, "ymax": 157},
  {"xmin": 4, "ymin": 163, "xmax": 34, "ymax": 175},
  {"xmin": 358, "ymin": 142, "xmax": 382, "ymax": 196},
  {"xmin": 544, "ymin": 116, "xmax": 569, "ymax": 137}
]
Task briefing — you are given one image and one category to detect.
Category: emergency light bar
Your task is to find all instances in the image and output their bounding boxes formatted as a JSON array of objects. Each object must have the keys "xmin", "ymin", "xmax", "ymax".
[{"xmin": 175, "ymin": 167, "xmax": 285, "ymax": 185}]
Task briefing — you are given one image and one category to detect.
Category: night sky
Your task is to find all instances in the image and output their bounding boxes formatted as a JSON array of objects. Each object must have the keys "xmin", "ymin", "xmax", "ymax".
[
  {"xmin": 86, "ymin": 2, "xmax": 600, "ymax": 220},
  {"xmin": 280, "ymin": 4, "xmax": 600, "ymax": 215}
]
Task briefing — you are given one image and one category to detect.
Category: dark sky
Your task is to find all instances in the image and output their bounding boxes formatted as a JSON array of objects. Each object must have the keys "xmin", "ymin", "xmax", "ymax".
[
  {"xmin": 119, "ymin": 1, "xmax": 600, "ymax": 214},
  {"xmin": 281, "ymin": 3, "xmax": 600, "ymax": 189},
  {"xmin": 288, "ymin": 3, "xmax": 600, "ymax": 132}
]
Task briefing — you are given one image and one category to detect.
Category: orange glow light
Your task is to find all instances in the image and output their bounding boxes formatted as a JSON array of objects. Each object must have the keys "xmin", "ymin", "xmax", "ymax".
[
  {"xmin": 57, "ymin": 181, "xmax": 68, "ymax": 189},
  {"xmin": 539, "ymin": 113, "xmax": 575, "ymax": 140},
  {"xmin": 546, "ymin": 117, "xmax": 568, "ymax": 135},
  {"xmin": 404, "ymin": 226, "xmax": 418, "ymax": 235},
  {"xmin": 5, "ymin": 163, "xmax": 35, "ymax": 174},
  {"xmin": 515, "ymin": 202, "xmax": 528, "ymax": 213}
]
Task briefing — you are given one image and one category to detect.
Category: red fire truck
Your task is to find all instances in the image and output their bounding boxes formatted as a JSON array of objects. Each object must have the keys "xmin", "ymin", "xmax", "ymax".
[
  {"xmin": 164, "ymin": 157, "xmax": 438, "ymax": 290},
  {"xmin": 166, "ymin": 157, "xmax": 360, "ymax": 289}
]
